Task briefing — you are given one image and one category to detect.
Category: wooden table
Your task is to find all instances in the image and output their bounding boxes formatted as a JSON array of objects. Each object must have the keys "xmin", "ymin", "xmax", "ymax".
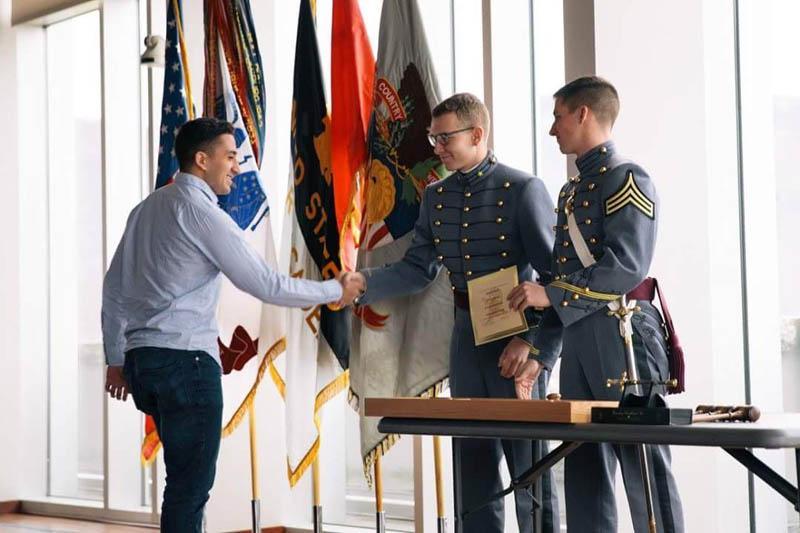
[{"xmin": 367, "ymin": 398, "xmax": 800, "ymax": 533}]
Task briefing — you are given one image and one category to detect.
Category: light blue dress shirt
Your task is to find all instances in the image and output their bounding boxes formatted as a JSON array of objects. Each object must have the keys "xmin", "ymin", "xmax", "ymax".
[{"xmin": 102, "ymin": 172, "xmax": 341, "ymax": 367}]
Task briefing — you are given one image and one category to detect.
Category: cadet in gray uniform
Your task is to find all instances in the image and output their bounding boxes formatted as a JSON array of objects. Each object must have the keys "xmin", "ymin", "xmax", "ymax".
[
  {"xmin": 352, "ymin": 93, "xmax": 560, "ymax": 533},
  {"xmin": 509, "ymin": 77, "xmax": 684, "ymax": 532}
]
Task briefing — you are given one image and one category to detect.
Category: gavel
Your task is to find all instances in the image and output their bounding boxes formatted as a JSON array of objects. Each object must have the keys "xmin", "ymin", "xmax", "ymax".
[{"xmin": 692, "ymin": 404, "xmax": 761, "ymax": 423}]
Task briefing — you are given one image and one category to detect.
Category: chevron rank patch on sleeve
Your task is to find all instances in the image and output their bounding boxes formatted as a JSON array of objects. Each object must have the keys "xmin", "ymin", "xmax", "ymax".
[{"xmin": 604, "ymin": 170, "xmax": 655, "ymax": 218}]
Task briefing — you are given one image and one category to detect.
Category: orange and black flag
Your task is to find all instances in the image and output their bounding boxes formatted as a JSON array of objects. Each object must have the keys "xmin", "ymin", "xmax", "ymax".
[
  {"xmin": 269, "ymin": 0, "xmax": 352, "ymax": 486},
  {"xmin": 290, "ymin": 0, "xmax": 350, "ymax": 368}
]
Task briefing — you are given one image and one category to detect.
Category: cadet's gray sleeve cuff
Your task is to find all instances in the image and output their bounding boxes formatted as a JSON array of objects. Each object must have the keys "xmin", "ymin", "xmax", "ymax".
[{"xmin": 546, "ymin": 281, "xmax": 619, "ymax": 328}]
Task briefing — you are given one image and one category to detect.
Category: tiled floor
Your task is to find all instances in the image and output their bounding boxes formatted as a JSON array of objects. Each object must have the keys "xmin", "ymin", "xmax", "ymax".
[{"xmin": 0, "ymin": 514, "xmax": 154, "ymax": 532}]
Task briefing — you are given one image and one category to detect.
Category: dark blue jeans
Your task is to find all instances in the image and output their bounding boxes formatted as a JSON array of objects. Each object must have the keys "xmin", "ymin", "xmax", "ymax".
[{"xmin": 123, "ymin": 347, "xmax": 223, "ymax": 533}]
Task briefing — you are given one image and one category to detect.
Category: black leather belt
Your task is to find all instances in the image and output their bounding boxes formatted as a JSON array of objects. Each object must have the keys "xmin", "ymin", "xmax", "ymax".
[{"xmin": 453, "ymin": 290, "xmax": 469, "ymax": 310}]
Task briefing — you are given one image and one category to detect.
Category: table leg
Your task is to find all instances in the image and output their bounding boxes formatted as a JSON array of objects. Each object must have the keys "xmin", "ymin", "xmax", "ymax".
[
  {"xmin": 533, "ymin": 439, "xmax": 542, "ymax": 533},
  {"xmin": 453, "ymin": 437, "xmax": 463, "ymax": 533},
  {"xmin": 795, "ymin": 448, "xmax": 800, "ymax": 517},
  {"xmin": 725, "ymin": 447, "xmax": 799, "ymax": 510}
]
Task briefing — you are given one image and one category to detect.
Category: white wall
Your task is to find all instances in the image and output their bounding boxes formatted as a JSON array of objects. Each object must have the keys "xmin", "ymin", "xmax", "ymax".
[{"xmin": 0, "ymin": 0, "xmax": 23, "ymax": 502}]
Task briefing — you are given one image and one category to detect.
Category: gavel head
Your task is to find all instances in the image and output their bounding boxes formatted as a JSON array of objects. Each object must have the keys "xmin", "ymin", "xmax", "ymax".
[{"xmin": 743, "ymin": 406, "xmax": 761, "ymax": 422}]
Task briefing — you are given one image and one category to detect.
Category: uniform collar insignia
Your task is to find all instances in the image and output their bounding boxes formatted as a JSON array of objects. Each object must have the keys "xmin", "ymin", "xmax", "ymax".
[
  {"xmin": 576, "ymin": 141, "xmax": 616, "ymax": 177},
  {"xmin": 456, "ymin": 151, "xmax": 497, "ymax": 185}
]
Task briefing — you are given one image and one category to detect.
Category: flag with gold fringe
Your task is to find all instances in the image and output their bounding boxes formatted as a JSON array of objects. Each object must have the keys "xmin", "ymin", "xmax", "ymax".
[
  {"xmin": 349, "ymin": 0, "xmax": 453, "ymax": 483},
  {"xmin": 203, "ymin": 0, "xmax": 286, "ymax": 439},
  {"xmin": 268, "ymin": 0, "xmax": 351, "ymax": 487}
]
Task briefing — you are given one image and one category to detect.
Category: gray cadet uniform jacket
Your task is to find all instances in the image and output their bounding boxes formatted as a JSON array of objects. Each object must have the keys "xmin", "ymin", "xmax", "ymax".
[
  {"xmin": 538, "ymin": 141, "xmax": 684, "ymax": 533},
  {"xmin": 358, "ymin": 153, "xmax": 560, "ymax": 533}
]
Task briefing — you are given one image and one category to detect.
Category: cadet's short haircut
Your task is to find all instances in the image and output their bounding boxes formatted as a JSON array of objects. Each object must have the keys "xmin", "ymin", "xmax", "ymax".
[
  {"xmin": 554, "ymin": 76, "xmax": 620, "ymax": 126},
  {"xmin": 432, "ymin": 93, "xmax": 491, "ymax": 137},
  {"xmin": 175, "ymin": 117, "xmax": 235, "ymax": 171}
]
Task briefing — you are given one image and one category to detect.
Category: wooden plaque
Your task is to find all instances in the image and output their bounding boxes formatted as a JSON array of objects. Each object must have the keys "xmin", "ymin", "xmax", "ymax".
[{"xmin": 365, "ymin": 397, "xmax": 619, "ymax": 424}]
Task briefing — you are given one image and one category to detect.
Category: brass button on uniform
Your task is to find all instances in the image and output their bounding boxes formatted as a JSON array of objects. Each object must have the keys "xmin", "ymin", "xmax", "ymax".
[
  {"xmin": 434, "ymin": 220, "xmax": 442, "ymax": 226},
  {"xmin": 466, "ymin": 270, "xmax": 473, "ymax": 276},
  {"xmin": 462, "ymin": 222, "xmax": 469, "ymax": 228},
  {"xmin": 434, "ymin": 237, "xmax": 441, "ymax": 244},
  {"xmin": 559, "ymin": 256, "xmax": 567, "ymax": 263},
  {"xmin": 572, "ymin": 293, "xmax": 580, "ymax": 301},
  {"xmin": 588, "ymin": 183, "xmax": 596, "ymax": 190},
  {"xmin": 437, "ymin": 186, "xmax": 444, "ymax": 193},
  {"xmin": 562, "ymin": 224, "xmax": 569, "ymax": 230},
  {"xmin": 465, "ymin": 191, "xmax": 472, "ymax": 198},
  {"xmin": 436, "ymin": 204, "xmax": 443, "ymax": 210},
  {"xmin": 585, "ymin": 218, "xmax": 592, "ymax": 225},
  {"xmin": 464, "ymin": 254, "xmax": 471, "ymax": 260},
  {"xmin": 437, "ymin": 255, "xmax": 443, "ymax": 261},
  {"xmin": 497, "ymin": 200, "xmax": 504, "ymax": 207},
  {"xmin": 599, "ymin": 166, "xmax": 607, "ymax": 174},
  {"xmin": 560, "ymin": 191, "xmax": 566, "ymax": 198},
  {"xmin": 500, "ymin": 251, "xmax": 508, "ymax": 258},
  {"xmin": 582, "ymin": 200, "xmax": 590, "ymax": 207},
  {"xmin": 600, "ymin": 146, "xmax": 608, "ymax": 154},
  {"xmin": 451, "ymin": 285, "xmax": 456, "ymax": 291},
  {"xmin": 589, "ymin": 237, "xmax": 598, "ymax": 244},
  {"xmin": 463, "ymin": 206, "xmax": 470, "ymax": 212},
  {"xmin": 563, "ymin": 241, "xmax": 570, "ymax": 247},
  {"xmin": 561, "ymin": 301, "xmax": 569, "ymax": 307},
  {"xmin": 575, "ymin": 177, "xmax": 582, "ymax": 183},
  {"xmin": 462, "ymin": 237, "xmax": 468, "ymax": 244},
  {"xmin": 504, "ymin": 181, "xmax": 511, "ymax": 188},
  {"xmin": 498, "ymin": 235, "xmax": 506, "ymax": 241},
  {"xmin": 477, "ymin": 171, "xmax": 483, "ymax": 177},
  {"xmin": 496, "ymin": 217, "xmax": 503, "ymax": 223}
]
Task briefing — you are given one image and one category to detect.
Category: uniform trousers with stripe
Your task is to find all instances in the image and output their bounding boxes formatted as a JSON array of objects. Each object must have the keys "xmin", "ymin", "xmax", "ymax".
[{"xmin": 560, "ymin": 301, "xmax": 684, "ymax": 533}]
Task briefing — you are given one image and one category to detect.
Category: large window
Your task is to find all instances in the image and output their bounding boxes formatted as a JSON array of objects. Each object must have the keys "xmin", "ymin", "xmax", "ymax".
[
  {"xmin": 36, "ymin": 1, "xmax": 157, "ymax": 522},
  {"xmin": 45, "ymin": 8, "xmax": 105, "ymax": 502},
  {"xmin": 738, "ymin": 1, "xmax": 800, "ymax": 531}
]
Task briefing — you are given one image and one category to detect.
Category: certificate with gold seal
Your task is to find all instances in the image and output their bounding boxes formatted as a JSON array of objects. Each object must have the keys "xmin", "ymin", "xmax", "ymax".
[{"xmin": 467, "ymin": 266, "xmax": 529, "ymax": 346}]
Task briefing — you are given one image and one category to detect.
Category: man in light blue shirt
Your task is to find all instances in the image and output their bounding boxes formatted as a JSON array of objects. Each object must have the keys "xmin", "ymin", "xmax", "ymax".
[{"xmin": 102, "ymin": 117, "xmax": 363, "ymax": 532}]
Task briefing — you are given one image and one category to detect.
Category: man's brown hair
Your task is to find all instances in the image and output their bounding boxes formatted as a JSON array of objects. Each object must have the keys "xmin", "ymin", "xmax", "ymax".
[
  {"xmin": 554, "ymin": 76, "xmax": 620, "ymax": 126},
  {"xmin": 432, "ymin": 92, "xmax": 491, "ymax": 137}
]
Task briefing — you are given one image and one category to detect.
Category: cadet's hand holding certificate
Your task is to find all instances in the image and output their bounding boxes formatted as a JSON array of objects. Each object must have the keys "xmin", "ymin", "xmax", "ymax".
[{"xmin": 467, "ymin": 266, "xmax": 529, "ymax": 345}]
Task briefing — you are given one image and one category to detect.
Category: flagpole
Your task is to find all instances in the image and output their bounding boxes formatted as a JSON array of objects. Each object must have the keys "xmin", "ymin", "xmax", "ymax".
[
  {"xmin": 312, "ymin": 456, "xmax": 323, "ymax": 533},
  {"xmin": 248, "ymin": 402, "xmax": 261, "ymax": 533},
  {"xmin": 433, "ymin": 436, "xmax": 447, "ymax": 533},
  {"xmin": 374, "ymin": 452, "xmax": 385, "ymax": 533}
]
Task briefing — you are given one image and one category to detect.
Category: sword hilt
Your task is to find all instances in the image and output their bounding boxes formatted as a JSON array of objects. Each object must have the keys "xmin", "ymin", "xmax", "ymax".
[{"xmin": 606, "ymin": 372, "xmax": 678, "ymax": 392}]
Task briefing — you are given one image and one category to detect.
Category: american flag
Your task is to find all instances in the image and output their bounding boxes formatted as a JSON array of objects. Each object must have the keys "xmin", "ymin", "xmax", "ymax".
[
  {"xmin": 142, "ymin": 0, "xmax": 195, "ymax": 465},
  {"xmin": 155, "ymin": 0, "xmax": 193, "ymax": 190}
]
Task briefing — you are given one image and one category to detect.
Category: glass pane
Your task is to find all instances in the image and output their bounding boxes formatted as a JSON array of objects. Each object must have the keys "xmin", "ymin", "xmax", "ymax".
[
  {"xmin": 738, "ymin": 1, "xmax": 796, "ymax": 529},
  {"xmin": 46, "ymin": 10, "xmax": 104, "ymax": 501},
  {"xmin": 531, "ymin": 0, "xmax": 566, "ymax": 194},
  {"xmin": 491, "ymin": 0, "xmax": 534, "ymax": 173},
  {"xmin": 767, "ymin": 2, "xmax": 800, "ymax": 530},
  {"xmin": 452, "ymin": 0, "xmax": 483, "ymax": 98},
  {"xmin": 418, "ymin": 0, "xmax": 454, "ymax": 98}
]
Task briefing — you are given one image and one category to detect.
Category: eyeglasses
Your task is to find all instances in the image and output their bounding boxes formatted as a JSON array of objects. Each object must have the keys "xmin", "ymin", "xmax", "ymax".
[{"xmin": 427, "ymin": 126, "xmax": 474, "ymax": 147}]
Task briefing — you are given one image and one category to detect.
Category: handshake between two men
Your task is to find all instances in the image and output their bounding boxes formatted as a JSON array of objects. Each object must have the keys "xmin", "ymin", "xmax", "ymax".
[
  {"xmin": 334, "ymin": 271, "xmax": 368, "ymax": 307},
  {"xmin": 336, "ymin": 270, "xmax": 552, "ymax": 402},
  {"xmin": 336, "ymin": 272, "xmax": 552, "ymax": 308}
]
